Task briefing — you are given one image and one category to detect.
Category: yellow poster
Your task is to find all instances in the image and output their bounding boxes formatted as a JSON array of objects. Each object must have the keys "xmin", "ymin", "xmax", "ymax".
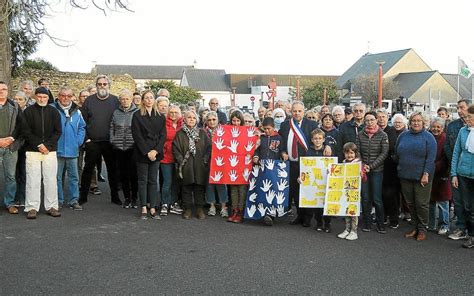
[
  {"xmin": 324, "ymin": 162, "xmax": 362, "ymax": 217},
  {"xmin": 299, "ymin": 157, "xmax": 338, "ymax": 208}
]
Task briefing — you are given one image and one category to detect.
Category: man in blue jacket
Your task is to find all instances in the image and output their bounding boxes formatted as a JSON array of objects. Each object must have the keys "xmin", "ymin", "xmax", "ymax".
[{"xmin": 53, "ymin": 86, "xmax": 86, "ymax": 210}]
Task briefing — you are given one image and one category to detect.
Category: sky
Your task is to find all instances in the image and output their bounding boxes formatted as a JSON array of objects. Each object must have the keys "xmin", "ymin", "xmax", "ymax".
[{"xmin": 32, "ymin": 0, "xmax": 474, "ymax": 76}]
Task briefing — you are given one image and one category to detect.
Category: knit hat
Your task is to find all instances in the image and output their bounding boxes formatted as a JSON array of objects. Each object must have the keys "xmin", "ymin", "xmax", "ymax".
[{"xmin": 35, "ymin": 87, "xmax": 49, "ymax": 95}]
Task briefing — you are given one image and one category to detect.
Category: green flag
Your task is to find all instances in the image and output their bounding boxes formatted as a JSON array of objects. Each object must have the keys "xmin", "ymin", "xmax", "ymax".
[{"xmin": 459, "ymin": 58, "xmax": 471, "ymax": 78}]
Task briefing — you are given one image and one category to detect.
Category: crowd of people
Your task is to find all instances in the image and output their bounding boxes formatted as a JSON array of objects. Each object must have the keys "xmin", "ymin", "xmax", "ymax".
[{"xmin": 1, "ymin": 75, "xmax": 473, "ymax": 249}]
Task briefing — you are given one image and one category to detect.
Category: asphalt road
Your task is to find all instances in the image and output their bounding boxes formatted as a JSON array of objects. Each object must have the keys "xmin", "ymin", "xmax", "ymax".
[{"xmin": 1, "ymin": 181, "xmax": 473, "ymax": 295}]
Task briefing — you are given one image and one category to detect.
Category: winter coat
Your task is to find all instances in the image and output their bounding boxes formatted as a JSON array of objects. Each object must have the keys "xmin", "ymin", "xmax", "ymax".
[
  {"xmin": 21, "ymin": 103, "xmax": 61, "ymax": 152},
  {"xmin": 355, "ymin": 127, "xmax": 389, "ymax": 172},
  {"xmin": 109, "ymin": 104, "xmax": 138, "ymax": 151},
  {"xmin": 172, "ymin": 128, "xmax": 211, "ymax": 186},
  {"xmin": 254, "ymin": 131, "xmax": 284, "ymax": 160},
  {"xmin": 431, "ymin": 133, "xmax": 451, "ymax": 202},
  {"xmin": 382, "ymin": 125, "xmax": 399, "ymax": 185},
  {"xmin": 321, "ymin": 126, "xmax": 343, "ymax": 161},
  {"xmin": 444, "ymin": 118, "xmax": 466, "ymax": 161},
  {"xmin": 162, "ymin": 116, "xmax": 183, "ymax": 164},
  {"xmin": 451, "ymin": 126, "xmax": 474, "ymax": 179},
  {"xmin": 53, "ymin": 102, "xmax": 86, "ymax": 158},
  {"xmin": 1, "ymin": 98, "xmax": 23, "ymax": 151},
  {"xmin": 131, "ymin": 110, "xmax": 166, "ymax": 164},
  {"xmin": 339, "ymin": 119, "xmax": 364, "ymax": 146}
]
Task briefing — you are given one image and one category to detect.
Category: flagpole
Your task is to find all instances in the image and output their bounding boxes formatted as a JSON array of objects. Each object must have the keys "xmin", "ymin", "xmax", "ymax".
[{"xmin": 457, "ymin": 56, "xmax": 460, "ymax": 100}]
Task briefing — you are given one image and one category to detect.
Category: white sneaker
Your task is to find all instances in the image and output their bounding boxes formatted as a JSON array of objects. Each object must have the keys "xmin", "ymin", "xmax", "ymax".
[
  {"xmin": 345, "ymin": 231, "xmax": 358, "ymax": 241},
  {"xmin": 220, "ymin": 208, "xmax": 229, "ymax": 218},
  {"xmin": 338, "ymin": 230, "xmax": 350, "ymax": 239},
  {"xmin": 208, "ymin": 206, "xmax": 216, "ymax": 216},
  {"xmin": 160, "ymin": 204, "xmax": 168, "ymax": 216},
  {"xmin": 438, "ymin": 228, "xmax": 449, "ymax": 235},
  {"xmin": 448, "ymin": 228, "xmax": 467, "ymax": 240}
]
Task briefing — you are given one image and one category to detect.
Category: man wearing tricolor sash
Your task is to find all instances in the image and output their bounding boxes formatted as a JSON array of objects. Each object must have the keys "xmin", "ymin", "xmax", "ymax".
[{"xmin": 279, "ymin": 101, "xmax": 318, "ymax": 227}]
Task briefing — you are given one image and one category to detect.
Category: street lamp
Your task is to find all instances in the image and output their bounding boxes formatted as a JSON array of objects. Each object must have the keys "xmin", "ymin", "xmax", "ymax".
[
  {"xmin": 231, "ymin": 87, "xmax": 236, "ymax": 107},
  {"xmin": 376, "ymin": 60, "xmax": 385, "ymax": 108}
]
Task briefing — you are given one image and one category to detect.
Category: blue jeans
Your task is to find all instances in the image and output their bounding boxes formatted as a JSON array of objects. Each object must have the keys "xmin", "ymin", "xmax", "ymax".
[
  {"xmin": 428, "ymin": 201, "xmax": 449, "ymax": 230},
  {"xmin": 57, "ymin": 157, "xmax": 79, "ymax": 205},
  {"xmin": 361, "ymin": 171, "xmax": 384, "ymax": 226},
  {"xmin": 206, "ymin": 184, "xmax": 228, "ymax": 204},
  {"xmin": 0, "ymin": 148, "xmax": 18, "ymax": 207},
  {"xmin": 160, "ymin": 163, "xmax": 177, "ymax": 205},
  {"xmin": 451, "ymin": 179, "xmax": 466, "ymax": 230},
  {"xmin": 458, "ymin": 176, "xmax": 474, "ymax": 236}
]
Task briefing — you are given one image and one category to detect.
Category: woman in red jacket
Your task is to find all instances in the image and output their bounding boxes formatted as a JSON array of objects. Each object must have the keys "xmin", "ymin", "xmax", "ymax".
[
  {"xmin": 428, "ymin": 117, "xmax": 452, "ymax": 235},
  {"xmin": 159, "ymin": 105, "xmax": 184, "ymax": 216}
]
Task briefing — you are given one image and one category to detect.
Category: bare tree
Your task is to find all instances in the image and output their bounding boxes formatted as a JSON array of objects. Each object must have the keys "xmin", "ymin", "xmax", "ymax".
[
  {"xmin": 0, "ymin": 0, "xmax": 132, "ymax": 84},
  {"xmin": 352, "ymin": 74, "xmax": 400, "ymax": 105}
]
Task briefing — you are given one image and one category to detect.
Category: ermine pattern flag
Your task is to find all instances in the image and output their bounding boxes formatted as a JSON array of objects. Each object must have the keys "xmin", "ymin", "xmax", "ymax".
[
  {"xmin": 244, "ymin": 159, "xmax": 290, "ymax": 219},
  {"xmin": 209, "ymin": 125, "xmax": 258, "ymax": 185}
]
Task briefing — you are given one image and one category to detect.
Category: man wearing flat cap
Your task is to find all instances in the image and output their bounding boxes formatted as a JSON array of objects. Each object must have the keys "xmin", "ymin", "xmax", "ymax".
[{"xmin": 21, "ymin": 87, "xmax": 62, "ymax": 219}]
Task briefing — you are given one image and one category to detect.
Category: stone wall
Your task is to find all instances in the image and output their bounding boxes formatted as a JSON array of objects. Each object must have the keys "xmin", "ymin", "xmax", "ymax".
[{"xmin": 11, "ymin": 69, "xmax": 136, "ymax": 96}]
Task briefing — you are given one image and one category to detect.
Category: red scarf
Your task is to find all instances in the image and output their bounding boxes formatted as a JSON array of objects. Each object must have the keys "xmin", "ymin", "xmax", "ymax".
[{"xmin": 364, "ymin": 125, "xmax": 379, "ymax": 138}]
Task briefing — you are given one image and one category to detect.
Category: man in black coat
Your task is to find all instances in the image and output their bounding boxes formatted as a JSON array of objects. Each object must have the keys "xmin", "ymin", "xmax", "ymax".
[
  {"xmin": 279, "ymin": 101, "xmax": 318, "ymax": 227},
  {"xmin": 339, "ymin": 103, "xmax": 366, "ymax": 146},
  {"xmin": 21, "ymin": 87, "xmax": 62, "ymax": 219}
]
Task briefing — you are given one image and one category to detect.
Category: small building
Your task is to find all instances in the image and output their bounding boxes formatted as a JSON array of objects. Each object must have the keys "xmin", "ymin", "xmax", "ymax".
[
  {"xmin": 92, "ymin": 64, "xmax": 193, "ymax": 89},
  {"xmin": 180, "ymin": 68, "xmax": 231, "ymax": 106}
]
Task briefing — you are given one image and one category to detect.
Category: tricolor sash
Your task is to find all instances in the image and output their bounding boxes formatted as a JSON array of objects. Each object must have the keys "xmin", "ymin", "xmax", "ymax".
[{"xmin": 289, "ymin": 118, "xmax": 309, "ymax": 153}]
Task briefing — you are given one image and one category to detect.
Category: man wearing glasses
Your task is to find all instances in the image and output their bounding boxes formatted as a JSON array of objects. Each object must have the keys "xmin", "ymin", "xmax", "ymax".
[
  {"xmin": 208, "ymin": 98, "xmax": 227, "ymax": 124},
  {"xmin": 339, "ymin": 103, "xmax": 366, "ymax": 146},
  {"xmin": 79, "ymin": 75, "xmax": 121, "ymax": 206}
]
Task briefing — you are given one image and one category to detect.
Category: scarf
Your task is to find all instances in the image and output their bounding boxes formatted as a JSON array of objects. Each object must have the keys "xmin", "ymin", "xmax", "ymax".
[
  {"xmin": 364, "ymin": 124, "xmax": 379, "ymax": 138},
  {"xmin": 60, "ymin": 102, "xmax": 72, "ymax": 117},
  {"xmin": 466, "ymin": 127, "xmax": 474, "ymax": 153},
  {"xmin": 182, "ymin": 123, "xmax": 200, "ymax": 156}
]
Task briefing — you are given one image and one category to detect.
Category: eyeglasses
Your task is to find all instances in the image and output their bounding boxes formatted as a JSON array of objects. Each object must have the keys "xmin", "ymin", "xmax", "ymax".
[
  {"xmin": 208, "ymin": 118, "xmax": 217, "ymax": 121},
  {"xmin": 245, "ymin": 120, "xmax": 254, "ymax": 123},
  {"xmin": 59, "ymin": 94, "xmax": 74, "ymax": 98},
  {"xmin": 307, "ymin": 117, "xmax": 316, "ymax": 120},
  {"xmin": 97, "ymin": 83, "xmax": 108, "ymax": 87},
  {"xmin": 353, "ymin": 109, "xmax": 364, "ymax": 113},
  {"xmin": 210, "ymin": 102, "xmax": 218, "ymax": 105}
]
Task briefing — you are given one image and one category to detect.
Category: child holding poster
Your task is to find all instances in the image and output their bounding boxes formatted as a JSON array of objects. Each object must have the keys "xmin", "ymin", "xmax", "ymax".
[
  {"xmin": 337, "ymin": 142, "xmax": 366, "ymax": 240},
  {"xmin": 227, "ymin": 111, "xmax": 247, "ymax": 223},
  {"xmin": 305, "ymin": 129, "xmax": 334, "ymax": 233},
  {"xmin": 252, "ymin": 117, "xmax": 288, "ymax": 226}
]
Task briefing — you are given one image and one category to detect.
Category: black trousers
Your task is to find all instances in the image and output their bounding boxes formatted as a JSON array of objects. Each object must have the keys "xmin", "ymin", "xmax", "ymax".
[
  {"xmin": 80, "ymin": 142, "xmax": 119, "ymax": 201},
  {"xmin": 115, "ymin": 148, "xmax": 138, "ymax": 201},
  {"xmin": 383, "ymin": 181, "xmax": 401, "ymax": 223},
  {"xmin": 182, "ymin": 184, "xmax": 205, "ymax": 209}
]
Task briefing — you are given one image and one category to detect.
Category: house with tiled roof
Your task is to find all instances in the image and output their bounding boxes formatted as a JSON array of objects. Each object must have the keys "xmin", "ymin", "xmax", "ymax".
[
  {"xmin": 180, "ymin": 68, "xmax": 232, "ymax": 106},
  {"xmin": 394, "ymin": 71, "xmax": 458, "ymax": 105},
  {"xmin": 337, "ymin": 48, "xmax": 458, "ymax": 105},
  {"xmin": 441, "ymin": 73, "xmax": 472, "ymax": 101}
]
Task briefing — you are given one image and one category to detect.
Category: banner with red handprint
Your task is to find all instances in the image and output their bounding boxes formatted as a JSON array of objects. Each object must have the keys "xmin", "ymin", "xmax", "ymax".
[{"xmin": 209, "ymin": 125, "xmax": 258, "ymax": 184}]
